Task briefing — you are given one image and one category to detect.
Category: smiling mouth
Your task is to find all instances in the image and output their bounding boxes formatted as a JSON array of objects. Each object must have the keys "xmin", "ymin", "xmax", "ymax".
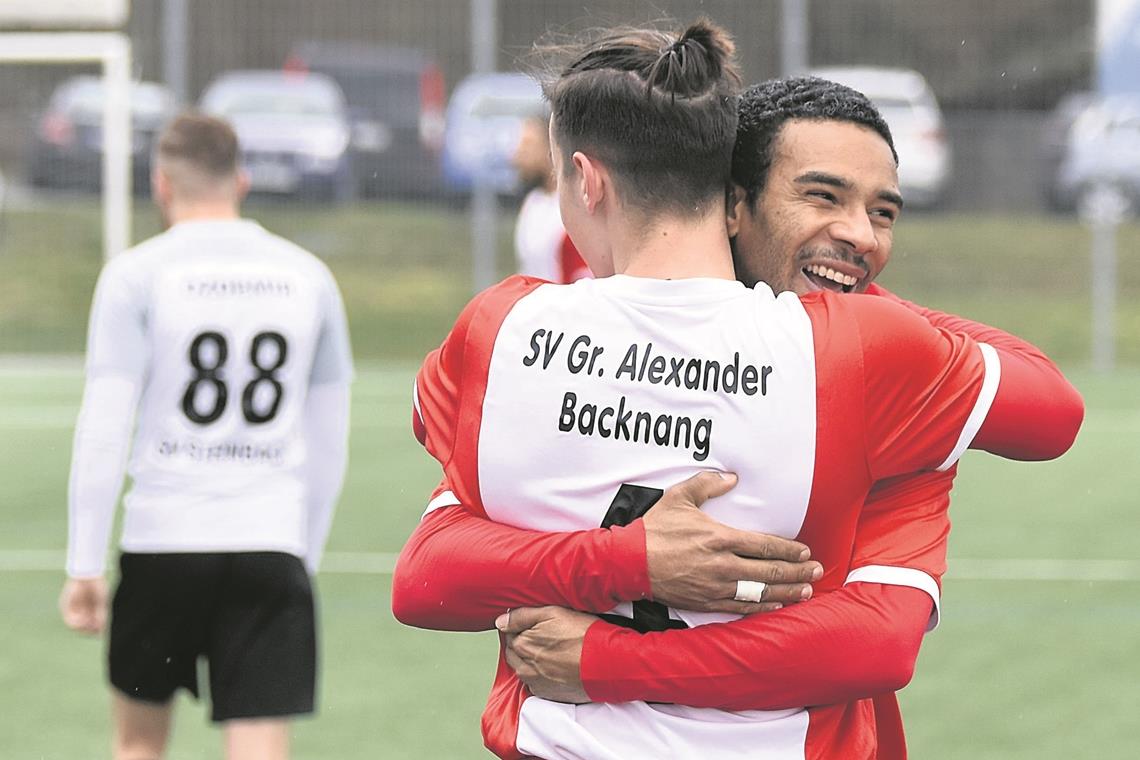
[{"xmin": 802, "ymin": 263, "xmax": 860, "ymax": 293}]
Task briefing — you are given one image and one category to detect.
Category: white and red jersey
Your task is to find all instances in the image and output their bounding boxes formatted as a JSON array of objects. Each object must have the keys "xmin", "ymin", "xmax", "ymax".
[
  {"xmin": 67, "ymin": 219, "xmax": 353, "ymax": 577},
  {"xmin": 412, "ymin": 274, "xmax": 1000, "ymax": 759},
  {"xmin": 514, "ymin": 188, "xmax": 591, "ymax": 283}
]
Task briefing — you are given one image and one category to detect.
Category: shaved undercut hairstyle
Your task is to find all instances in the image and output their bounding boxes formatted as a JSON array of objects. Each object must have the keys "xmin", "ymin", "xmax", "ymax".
[
  {"xmin": 540, "ymin": 19, "xmax": 742, "ymax": 217},
  {"xmin": 732, "ymin": 76, "xmax": 898, "ymax": 206},
  {"xmin": 155, "ymin": 112, "xmax": 240, "ymax": 200}
]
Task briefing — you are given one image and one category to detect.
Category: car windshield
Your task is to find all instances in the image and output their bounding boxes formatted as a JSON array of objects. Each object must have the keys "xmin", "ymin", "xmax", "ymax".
[
  {"xmin": 322, "ymin": 69, "xmax": 419, "ymax": 118},
  {"xmin": 62, "ymin": 80, "xmax": 174, "ymax": 118},
  {"xmin": 469, "ymin": 92, "xmax": 542, "ymax": 119},
  {"xmin": 871, "ymin": 96, "xmax": 919, "ymax": 112},
  {"xmin": 205, "ymin": 80, "xmax": 342, "ymax": 118}
]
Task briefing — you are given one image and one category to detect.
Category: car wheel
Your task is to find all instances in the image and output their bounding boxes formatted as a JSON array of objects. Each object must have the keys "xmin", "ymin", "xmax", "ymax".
[{"xmin": 333, "ymin": 158, "xmax": 357, "ymax": 204}]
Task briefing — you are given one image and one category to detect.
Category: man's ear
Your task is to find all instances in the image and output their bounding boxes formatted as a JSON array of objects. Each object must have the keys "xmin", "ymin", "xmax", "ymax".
[
  {"xmin": 572, "ymin": 151, "xmax": 606, "ymax": 213},
  {"xmin": 725, "ymin": 184, "xmax": 748, "ymax": 237},
  {"xmin": 234, "ymin": 168, "xmax": 251, "ymax": 203}
]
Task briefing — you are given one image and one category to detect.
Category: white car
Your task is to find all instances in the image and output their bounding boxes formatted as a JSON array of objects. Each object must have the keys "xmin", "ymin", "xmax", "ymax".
[
  {"xmin": 200, "ymin": 70, "xmax": 355, "ymax": 202},
  {"xmin": 1053, "ymin": 96, "xmax": 1140, "ymax": 218},
  {"xmin": 810, "ymin": 66, "xmax": 951, "ymax": 208}
]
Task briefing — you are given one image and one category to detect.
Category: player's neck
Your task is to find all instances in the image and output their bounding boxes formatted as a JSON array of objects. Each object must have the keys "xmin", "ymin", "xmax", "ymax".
[
  {"xmin": 613, "ymin": 208, "xmax": 735, "ymax": 281},
  {"xmin": 165, "ymin": 202, "xmax": 243, "ymax": 226}
]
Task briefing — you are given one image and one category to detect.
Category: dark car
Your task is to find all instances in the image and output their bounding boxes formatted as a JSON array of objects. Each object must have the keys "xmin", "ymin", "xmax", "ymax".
[
  {"xmin": 27, "ymin": 75, "xmax": 176, "ymax": 192},
  {"xmin": 285, "ymin": 42, "xmax": 446, "ymax": 199},
  {"xmin": 200, "ymin": 70, "xmax": 355, "ymax": 202}
]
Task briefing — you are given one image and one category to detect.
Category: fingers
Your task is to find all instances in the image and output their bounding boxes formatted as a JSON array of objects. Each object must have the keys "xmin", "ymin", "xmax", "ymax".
[
  {"xmin": 732, "ymin": 556, "xmax": 823, "ymax": 585},
  {"xmin": 60, "ymin": 579, "xmax": 108, "ymax": 635},
  {"xmin": 663, "ymin": 470, "xmax": 738, "ymax": 509},
  {"xmin": 61, "ymin": 600, "xmax": 101, "ymax": 635},
  {"xmin": 748, "ymin": 580, "xmax": 813, "ymax": 604},
  {"xmin": 502, "ymin": 637, "xmax": 525, "ymax": 673},
  {"xmin": 726, "ymin": 528, "xmax": 813, "ymax": 563},
  {"xmin": 494, "ymin": 606, "xmax": 552, "ymax": 634}
]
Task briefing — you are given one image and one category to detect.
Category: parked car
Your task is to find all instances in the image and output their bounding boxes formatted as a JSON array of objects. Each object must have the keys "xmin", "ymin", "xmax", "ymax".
[
  {"xmin": 199, "ymin": 70, "xmax": 354, "ymax": 202},
  {"xmin": 810, "ymin": 66, "xmax": 952, "ymax": 208},
  {"xmin": 441, "ymin": 72, "xmax": 544, "ymax": 194},
  {"xmin": 1053, "ymin": 95, "xmax": 1140, "ymax": 217},
  {"xmin": 26, "ymin": 75, "xmax": 177, "ymax": 192},
  {"xmin": 285, "ymin": 42, "xmax": 446, "ymax": 199},
  {"xmin": 1041, "ymin": 91, "xmax": 1097, "ymax": 211}
]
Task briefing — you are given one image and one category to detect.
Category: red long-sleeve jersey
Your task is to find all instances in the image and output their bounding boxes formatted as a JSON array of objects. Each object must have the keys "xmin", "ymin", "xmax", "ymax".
[{"xmin": 394, "ymin": 278, "xmax": 1083, "ymax": 759}]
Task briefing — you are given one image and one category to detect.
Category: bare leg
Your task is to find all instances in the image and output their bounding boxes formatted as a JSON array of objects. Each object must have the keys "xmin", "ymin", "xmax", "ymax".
[
  {"xmin": 224, "ymin": 717, "xmax": 291, "ymax": 760},
  {"xmin": 112, "ymin": 692, "xmax": 173, "ymax": 760}
]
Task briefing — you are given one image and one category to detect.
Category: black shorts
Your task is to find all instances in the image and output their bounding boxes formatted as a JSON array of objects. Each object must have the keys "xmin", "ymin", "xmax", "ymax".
[{"xmin": 109, "ymin": 551, "xmax": 316, "ymax": 722}]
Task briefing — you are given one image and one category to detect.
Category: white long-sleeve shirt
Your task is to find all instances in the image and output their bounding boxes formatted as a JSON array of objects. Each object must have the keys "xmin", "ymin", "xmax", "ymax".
[{"xmin": 67, "ymin": 218, "xmax": 353, "ymax": 578}]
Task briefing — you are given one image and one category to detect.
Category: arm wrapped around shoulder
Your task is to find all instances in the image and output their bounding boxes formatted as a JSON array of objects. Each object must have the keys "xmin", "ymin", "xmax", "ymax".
[{"xmin": 864, "ymin": 283, "xmax": 1084, "ymax": 460}]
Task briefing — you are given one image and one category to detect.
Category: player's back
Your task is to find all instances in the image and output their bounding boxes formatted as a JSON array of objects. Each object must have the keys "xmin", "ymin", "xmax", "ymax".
[
  {"xmin": 102, "ymin": 219, "xmax": 344, "ymax": 556},
  {"xmin": 421, "ymin": 275, "xmax": 837, "ymax": 625}
]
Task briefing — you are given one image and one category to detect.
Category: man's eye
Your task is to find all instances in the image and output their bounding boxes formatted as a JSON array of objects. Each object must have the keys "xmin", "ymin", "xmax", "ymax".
[
  {"xmin": 871, "ymin": 208, "xmax": 897, "ymax": 223},
  {"xmin": 807, "ymin": 190, "xmax": 837, "ymax": 203}
]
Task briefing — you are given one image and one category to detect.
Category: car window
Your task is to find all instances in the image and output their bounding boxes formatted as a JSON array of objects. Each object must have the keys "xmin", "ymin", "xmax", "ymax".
[
  {"xmin": 469, "ymin": 93, "xmax": 543, "ymax": 119},
  {"xmin": 204, "ymin": 81, "xmax": 342, "ymax": 118},
  {"xmin": 319, "ymin": 69, "xmax": 419, "ymax": 120},
  {"xmin": 59, "ymin": 80, "xmax": 174, "ymax": 119},
  {"xmin": 871, "ymin": 96, "xmax": 917, "ymax": 111}
]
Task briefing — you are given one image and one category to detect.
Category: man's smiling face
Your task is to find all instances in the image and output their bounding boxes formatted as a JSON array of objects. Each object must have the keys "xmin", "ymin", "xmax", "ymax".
[{"xmin": 730, "ymin": 118, "xmax": 903, "ymax": 296}]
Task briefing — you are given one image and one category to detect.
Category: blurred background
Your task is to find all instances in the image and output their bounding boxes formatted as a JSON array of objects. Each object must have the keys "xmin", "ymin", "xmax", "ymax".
[
  {"xmin": 1, "ymin": 0, "xmax": 1138, "ymax": 363},
  {"xmin": 1, "ymin": 1, "xmax": 1138, "ymax": 758}
]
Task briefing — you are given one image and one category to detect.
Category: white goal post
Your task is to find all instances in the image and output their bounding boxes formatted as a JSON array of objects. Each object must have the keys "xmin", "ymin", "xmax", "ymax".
[{"xmin": 0, "ymin": 32, "xmax": 132, "ymax": 260}]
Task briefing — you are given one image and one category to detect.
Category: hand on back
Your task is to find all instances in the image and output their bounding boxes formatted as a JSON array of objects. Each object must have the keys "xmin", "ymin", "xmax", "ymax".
[{"xmin": 644, "ymin": 471, "xmax": 822, "ymax": 614}]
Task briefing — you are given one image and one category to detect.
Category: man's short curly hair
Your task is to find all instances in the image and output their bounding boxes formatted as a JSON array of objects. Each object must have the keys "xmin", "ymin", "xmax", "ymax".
[{"xmin": 731, "ymin": 76, "xmax": 897, "ymax": 205}]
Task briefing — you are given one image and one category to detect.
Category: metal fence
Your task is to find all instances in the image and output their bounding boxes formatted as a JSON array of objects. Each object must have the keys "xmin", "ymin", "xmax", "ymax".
[{"xmin": 0, "ymin": 0, "xmax": 1135, "ymax": 366}]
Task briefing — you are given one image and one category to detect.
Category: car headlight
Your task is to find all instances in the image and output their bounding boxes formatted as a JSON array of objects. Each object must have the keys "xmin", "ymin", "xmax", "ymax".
[{"xmin": 306, "ymin": 133, "xmax": 349, "ymax": 160}]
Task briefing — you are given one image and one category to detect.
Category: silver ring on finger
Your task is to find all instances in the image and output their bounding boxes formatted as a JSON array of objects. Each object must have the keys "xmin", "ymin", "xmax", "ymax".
[{"xmin": 734, "ymin": 580, "xmax": 767, "ymax": 603}]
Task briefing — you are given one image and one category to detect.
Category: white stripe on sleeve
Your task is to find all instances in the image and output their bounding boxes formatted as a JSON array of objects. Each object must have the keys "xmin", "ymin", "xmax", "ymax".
[
  {"xmin": 845, "ymin": 564, "xmax": 942, "ymax": 632},
  {"xmin": 936, "ymin": 342, "xmax": 1001, "ymax": 472},
  {"xmin": 412, "ymin": 378, "xmax": 424, "ymax": 428}
]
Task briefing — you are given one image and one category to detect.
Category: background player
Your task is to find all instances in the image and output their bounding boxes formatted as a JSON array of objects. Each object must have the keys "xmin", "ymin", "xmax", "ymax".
[
  {"xmin": 399, "ymin": 20, "xmax": 1080, "ymax": 759},
  {"xmin": 512, "ymin": 112, "xmax": 591, "ymax": 283},
  {"xmin": 59, "ymin": 113, "xmax": 354, "ymax": 760}
]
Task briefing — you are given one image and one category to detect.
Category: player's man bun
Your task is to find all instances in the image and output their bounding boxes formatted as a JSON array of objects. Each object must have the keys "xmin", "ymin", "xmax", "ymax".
[
  {"xmin": 647, "ymin": 20, "xmax": 737, "ymax": 99},
  {"xmin": 540, "ymin": 18, "xmax": 742, "ymax": 218}
]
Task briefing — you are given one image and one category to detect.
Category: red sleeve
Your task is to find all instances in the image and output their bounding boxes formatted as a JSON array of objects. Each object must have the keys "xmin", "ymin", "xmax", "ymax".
[
  {"xmin": 818, "ymin": 294, "xmax": 991, "ymax": 479},
  {"xmin": 846, "ymin": 467, "xmax": 954, "ymax": 631},
  {"xmin": 412, "ymin": 275, "xmax": 546, "ymax": 514},
  {"xmin": 391, "ymin": 496, "xmax": 650, "ymax": 632},
  {"xmin": 865, "ymin": 284, "xmax": 1083, "ymax": 460},
  {"xmin": 581, "ymin": 583, "xmax": 930, "ymax": 710}
]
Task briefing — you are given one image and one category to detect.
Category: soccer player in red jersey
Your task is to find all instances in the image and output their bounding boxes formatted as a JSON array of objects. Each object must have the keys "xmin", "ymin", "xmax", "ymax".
[{"xmin": 395, "ymin": 27, "xmax": 1083, "ymax": 760}]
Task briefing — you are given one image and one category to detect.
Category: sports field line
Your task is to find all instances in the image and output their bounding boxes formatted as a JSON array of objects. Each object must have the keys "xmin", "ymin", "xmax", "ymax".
[{"xmin": 4, "ymin": 550, "xmax": 1139, "ymax": 581}]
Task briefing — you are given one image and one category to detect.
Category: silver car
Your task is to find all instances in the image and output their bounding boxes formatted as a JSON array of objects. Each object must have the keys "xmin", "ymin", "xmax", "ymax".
[
  {"xmin": 811, "ymin": 66, "xmax": 952, "ymax": 209},
  {"xmin": 1054, "ymin": 96, "xmax": 1140, "ymax": 217},
  {"xmin": 200, "ymin": 70, "xmax": 355, "ymax": 202}
]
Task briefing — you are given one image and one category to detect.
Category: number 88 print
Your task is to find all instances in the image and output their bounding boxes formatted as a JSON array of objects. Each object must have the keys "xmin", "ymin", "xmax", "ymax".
[{"xmin": 182, "ymin": 330, "xmax": 288, "ymax": 425}]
